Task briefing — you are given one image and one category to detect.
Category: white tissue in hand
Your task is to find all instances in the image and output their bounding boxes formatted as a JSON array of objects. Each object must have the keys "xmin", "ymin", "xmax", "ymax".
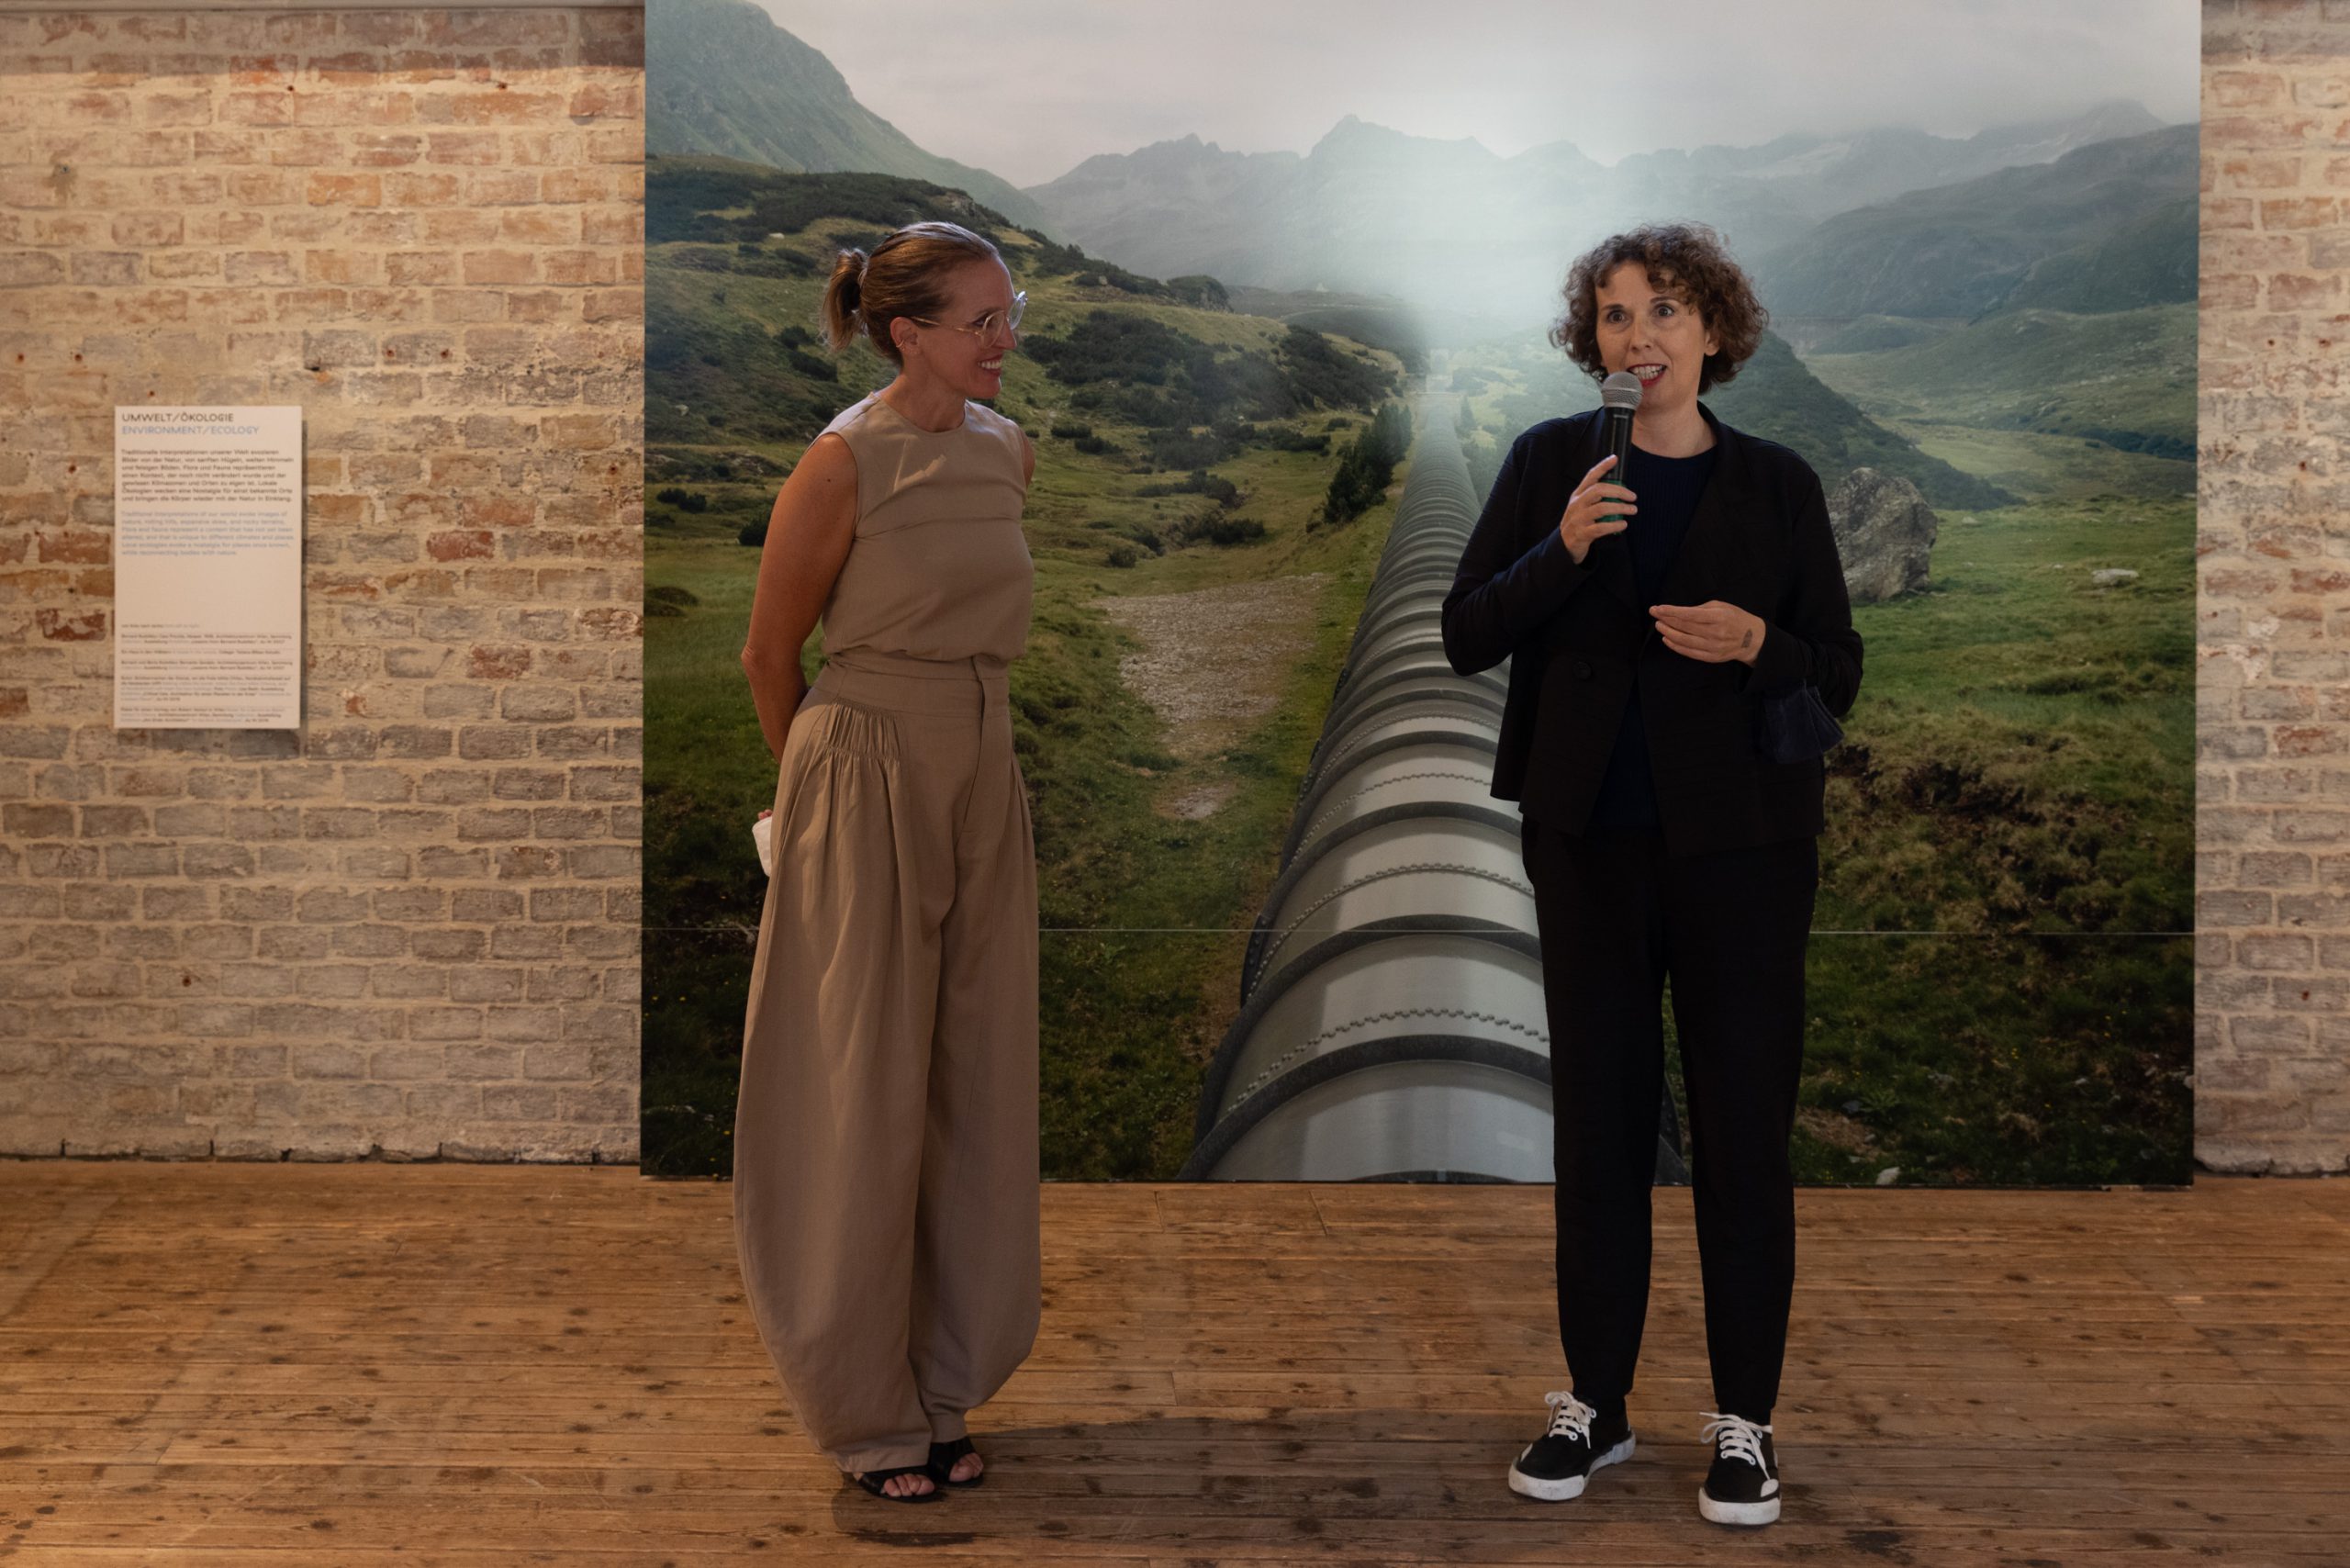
[{"xmin": 753, "ymin": 813, "xmax": 775, "ymax": 876}]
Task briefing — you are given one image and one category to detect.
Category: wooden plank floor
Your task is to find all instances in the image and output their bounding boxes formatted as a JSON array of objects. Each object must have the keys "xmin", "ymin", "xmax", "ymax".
[{"xmin": 0, "ymin": 1167, "xmax": 2345, "ymax": 1566}]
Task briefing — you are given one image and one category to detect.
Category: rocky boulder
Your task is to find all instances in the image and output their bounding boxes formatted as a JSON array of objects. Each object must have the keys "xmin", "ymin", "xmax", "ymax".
[{"xmin": 1828, "ymin": 468, "xmax": 1937, "ymax": 603}]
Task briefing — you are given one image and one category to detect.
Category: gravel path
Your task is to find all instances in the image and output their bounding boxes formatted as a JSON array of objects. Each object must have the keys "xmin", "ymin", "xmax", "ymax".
[{"xmin": 1095, "ymin": 574, "xmax": 1331, "ymax": 778}]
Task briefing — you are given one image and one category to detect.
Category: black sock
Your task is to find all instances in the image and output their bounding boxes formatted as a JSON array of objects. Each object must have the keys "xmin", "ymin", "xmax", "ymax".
[{"xmin": 1577, "ymin": 1392, "xmax": 1627, "ymax": 1428}]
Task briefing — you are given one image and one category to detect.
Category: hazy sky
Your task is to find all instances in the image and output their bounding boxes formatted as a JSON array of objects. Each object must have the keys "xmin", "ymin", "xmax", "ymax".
[{"xmin": 758, "ymin": 0, "xmax": 2199, "ymax": 189}]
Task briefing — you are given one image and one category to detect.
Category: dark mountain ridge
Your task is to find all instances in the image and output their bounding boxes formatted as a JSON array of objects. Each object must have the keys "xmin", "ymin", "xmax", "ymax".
[
  {"xmin": 1755, "ymin": 122, "xmax": 2198, "ymax": 319},
  {"xmin": 646, "ymin": 0, "xmax": 1046, "ymax": 229}
]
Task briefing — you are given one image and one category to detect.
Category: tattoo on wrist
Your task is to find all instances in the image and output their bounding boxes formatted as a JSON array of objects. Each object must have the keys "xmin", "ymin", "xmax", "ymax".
[{"xmin": 1740, "ymin": 630, "xmax": 1753, "ymax": 650}]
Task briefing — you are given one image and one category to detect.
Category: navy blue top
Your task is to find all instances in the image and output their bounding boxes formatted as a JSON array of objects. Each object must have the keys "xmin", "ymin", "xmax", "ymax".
[{"xmin": 1587, "ymin": 441, "xmax": 1720, "ymax": 830}]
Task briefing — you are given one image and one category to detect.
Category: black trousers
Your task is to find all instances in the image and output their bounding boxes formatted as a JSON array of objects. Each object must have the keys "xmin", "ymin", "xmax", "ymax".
[{"xmin": 1520, "ymin": 820, "xmax": 1818, "ymax": 1423}]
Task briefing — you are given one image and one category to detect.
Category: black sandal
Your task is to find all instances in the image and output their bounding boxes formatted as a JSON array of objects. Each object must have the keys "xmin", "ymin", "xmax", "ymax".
[
  {"xmin": 849, "ymin": 1464, "xmax": 942, "ymax": 1502},
  {"xmin": 926, "ymin": 1437, "xmax": 984, "ymax": 1488}
]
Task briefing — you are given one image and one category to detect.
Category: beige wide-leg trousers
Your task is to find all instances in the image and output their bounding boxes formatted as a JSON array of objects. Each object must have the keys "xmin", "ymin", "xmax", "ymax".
[{"xmin": 733, "ymin": 650, "xmax": 1041, "ymax": 1475}]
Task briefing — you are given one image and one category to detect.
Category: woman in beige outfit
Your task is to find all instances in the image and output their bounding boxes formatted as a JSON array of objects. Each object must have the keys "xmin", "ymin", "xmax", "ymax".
[{"xmin": 734, "ymin": 221, "xmax": 1040, "ymax": 1503}]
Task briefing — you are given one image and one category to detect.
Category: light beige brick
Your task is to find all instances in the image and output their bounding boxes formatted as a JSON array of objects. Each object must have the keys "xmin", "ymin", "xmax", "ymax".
[{"xmin": 2200, "ymin": 14, "xmax": 2350, "ymax": 1174}]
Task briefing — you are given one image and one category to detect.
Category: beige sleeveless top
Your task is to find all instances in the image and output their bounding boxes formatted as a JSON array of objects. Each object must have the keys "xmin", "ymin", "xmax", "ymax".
[{"xmin": 816, "ymin": 394, "xmax": 1033, "ymax": 669}]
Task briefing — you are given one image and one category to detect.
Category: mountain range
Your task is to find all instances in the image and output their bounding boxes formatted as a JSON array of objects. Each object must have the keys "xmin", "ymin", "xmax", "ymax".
[{"xmin": 1019, "ymin": 104, "xmax": 2177, "ymax": 327}]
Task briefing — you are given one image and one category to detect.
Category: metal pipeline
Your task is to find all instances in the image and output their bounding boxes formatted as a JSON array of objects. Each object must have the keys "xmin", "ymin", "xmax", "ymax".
[{"xmin": 1182, "ymin": 396, "xmax": 1687, "ymax": 1184}]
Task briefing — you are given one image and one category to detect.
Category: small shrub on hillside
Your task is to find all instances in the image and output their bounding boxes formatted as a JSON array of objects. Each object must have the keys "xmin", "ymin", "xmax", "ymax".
[
  {"xmin": 1318, "ymin": 401, "xmax": 1413, "ymax": 527},
  {"xmin": 785, "ymin": 347, "xmax": 837, "ymax": 381},
  {"xmin": 1167, "ymin": 274, "xmax": 1230, "ymax": 309},
  {"xmin": 1137, "ymin": 470, "xmax": 1240, "ymax": 507},
  {"xmin": 1258, "ymin": 425, "xmax": 1330, "ymax": 454},
  {"xmin": 1147, "ymin": 426, "xmax": 1238, "ymax": 470},
  {"xmin": 1169, "ymin": 512, "xmax": 1266, "ymax": 548}
]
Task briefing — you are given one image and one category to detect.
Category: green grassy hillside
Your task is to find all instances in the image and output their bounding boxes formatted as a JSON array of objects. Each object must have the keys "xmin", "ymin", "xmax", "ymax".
[
  {"xmin": 1805, "ymin": 303, "xmax": 2195, "ymax": 464},
  {"xmin": 1809, "ymin": 316, "xmax": 1955, "ymax": 354},
  {"xmin": 2002, "ymin": 197, "xmax": 2198, "ymax": 316},
  {"xmin": 1796, "ymin": 490, "xmax": 2193, "ymax": 1185}
]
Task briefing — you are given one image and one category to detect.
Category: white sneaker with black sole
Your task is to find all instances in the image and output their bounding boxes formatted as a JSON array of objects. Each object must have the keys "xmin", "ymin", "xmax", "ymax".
[
  {"xmin": 1696, "ymin": 1411, "xmax": 1780, "ymax": 1525},
  {"xmin": 1505, "ymin": 1391, "xmax": 1635, "ymax": 1501}
]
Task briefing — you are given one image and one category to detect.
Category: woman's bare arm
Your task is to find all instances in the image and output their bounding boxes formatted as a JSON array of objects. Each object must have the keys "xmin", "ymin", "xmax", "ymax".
[{"xmin": 741, "ymin": 432, "xmax": 857, "ymax": 759}]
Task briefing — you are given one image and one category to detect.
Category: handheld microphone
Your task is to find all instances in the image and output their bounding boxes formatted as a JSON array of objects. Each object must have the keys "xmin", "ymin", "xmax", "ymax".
[{"xmin": 1598, "ymin": 371, "xmax": 1641, "ymax": 524}]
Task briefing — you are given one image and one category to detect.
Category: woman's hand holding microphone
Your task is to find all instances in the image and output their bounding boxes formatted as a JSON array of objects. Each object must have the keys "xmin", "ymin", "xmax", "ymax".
[
  {"xmin": 1559, "ymin": 453, "xmax": 1635, "ymax": 566},
  {"xmin": 1558, "ymin": 453, "xmax": 1769, "ymax": 667}
]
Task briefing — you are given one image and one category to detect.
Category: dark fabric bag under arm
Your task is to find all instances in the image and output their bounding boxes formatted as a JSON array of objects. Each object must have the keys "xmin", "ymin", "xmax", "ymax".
[
  {"xmin": 1754, "ymin": 685, "xmax": 1845, "ymax": 764},
  {"xmin": 1730, "ymin": 464, "xmax": 1862, "ymax": 715}
]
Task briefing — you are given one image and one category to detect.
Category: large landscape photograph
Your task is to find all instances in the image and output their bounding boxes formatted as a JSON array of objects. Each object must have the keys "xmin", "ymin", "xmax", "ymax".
[{"xmin": 641, "ymin": 0, "xmax": 2199, "ymax": 1186}]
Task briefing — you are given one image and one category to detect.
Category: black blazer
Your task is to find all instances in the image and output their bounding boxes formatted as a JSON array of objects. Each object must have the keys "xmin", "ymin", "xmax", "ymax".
[{"xmin": 1440, "ymin": 402, "xmax": 1862, "ymax": 858}]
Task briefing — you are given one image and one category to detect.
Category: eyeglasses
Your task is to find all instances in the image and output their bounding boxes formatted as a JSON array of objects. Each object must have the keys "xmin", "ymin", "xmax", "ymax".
[{"xmin": 909, "ymin": 290, "xmax": 1026, "ymax": 342}]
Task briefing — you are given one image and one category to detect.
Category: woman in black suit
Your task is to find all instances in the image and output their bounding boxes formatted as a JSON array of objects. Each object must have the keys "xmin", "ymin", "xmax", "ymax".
[{"xmin": 1440, "ymin": 223, "xmax": 1861, "ymax": 1529}]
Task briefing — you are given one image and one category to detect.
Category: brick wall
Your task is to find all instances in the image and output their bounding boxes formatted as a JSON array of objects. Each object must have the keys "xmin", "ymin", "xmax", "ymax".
[
  {"xmin": 2199, "ymin": 0, "xmax": 2350, "ymax": 1172},
  {"xmin": 0, "ymin": 6, "xmax": 644, "ymax": 1159}
]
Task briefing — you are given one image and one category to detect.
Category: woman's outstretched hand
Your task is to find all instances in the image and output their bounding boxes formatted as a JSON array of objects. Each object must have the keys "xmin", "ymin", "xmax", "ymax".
[
  {"xmin": 1651, "ymin": 600, "xmax": 1767, "ymax": 666},
  {"xmin": 1560, "ymin": 454, "xmax": 1637, "ymax": 565}
]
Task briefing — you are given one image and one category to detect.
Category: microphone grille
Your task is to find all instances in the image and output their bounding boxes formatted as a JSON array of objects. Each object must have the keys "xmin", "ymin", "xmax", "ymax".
[{"xmin": 1599, "ymin": 371, "xmax": 1643, "ymax": 410}]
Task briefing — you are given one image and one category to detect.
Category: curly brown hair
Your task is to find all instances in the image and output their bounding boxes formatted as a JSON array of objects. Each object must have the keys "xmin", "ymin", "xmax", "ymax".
[{"xmin": 1550, "ymin": 223, "xmax": 1768, "ymax": 394}]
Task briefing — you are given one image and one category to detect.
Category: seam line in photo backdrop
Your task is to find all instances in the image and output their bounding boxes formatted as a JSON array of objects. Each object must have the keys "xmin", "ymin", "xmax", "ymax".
[{"xmin": 643, "ymin": 926, "xmax": 2194, "ymax": 936}]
